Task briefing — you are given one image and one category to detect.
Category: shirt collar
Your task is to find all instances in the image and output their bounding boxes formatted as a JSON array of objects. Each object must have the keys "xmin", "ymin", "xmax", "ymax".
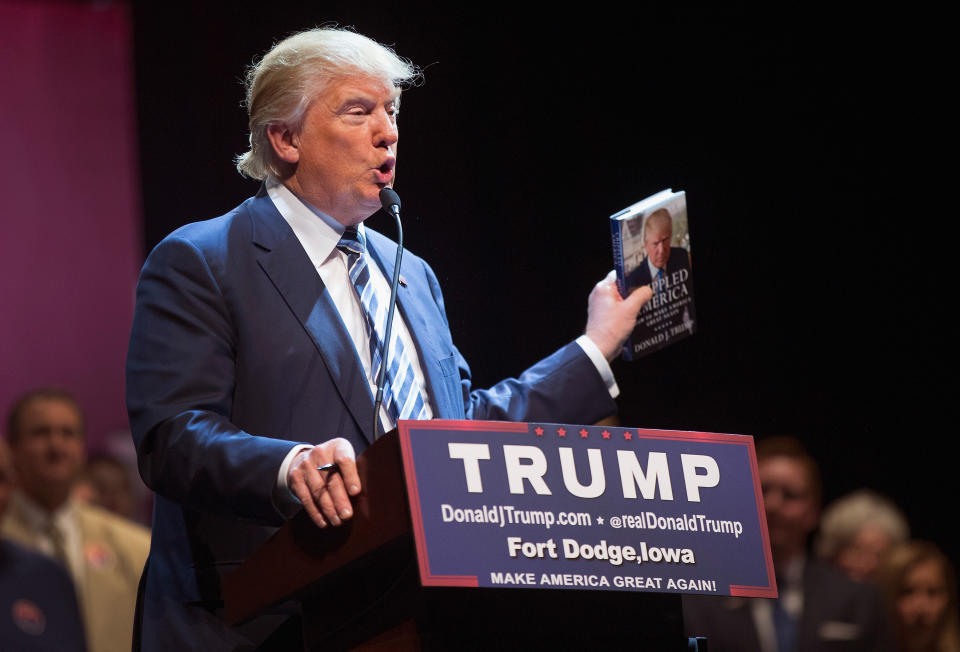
[
  {"xmin": 10, "ymin": 490, "xmax": 76, "ymax": 531},
  {"xmin": 647, "ymin": 256, "xmax": 663, "ymax": 278},
  {"xmin": 265, "ymin": 178, "xmax": 368, "ymax": 267}
]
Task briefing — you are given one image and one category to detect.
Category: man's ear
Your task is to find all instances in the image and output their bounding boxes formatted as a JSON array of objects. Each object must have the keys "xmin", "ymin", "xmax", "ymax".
[{"xmin": 266, "ymin": 123, "xmax": 300, "ymax": 164}]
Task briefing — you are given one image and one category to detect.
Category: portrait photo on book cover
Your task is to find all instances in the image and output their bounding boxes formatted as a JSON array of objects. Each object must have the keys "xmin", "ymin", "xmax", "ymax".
[{"xmin": 620, "ymin": 193, "xmax": 695, "ymax": 357}]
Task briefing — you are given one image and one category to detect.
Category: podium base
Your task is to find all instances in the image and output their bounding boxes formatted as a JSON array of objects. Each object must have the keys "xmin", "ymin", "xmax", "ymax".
[{"xmin": 300, "ymin": 537, "xmax": 689, "ymax": 651}]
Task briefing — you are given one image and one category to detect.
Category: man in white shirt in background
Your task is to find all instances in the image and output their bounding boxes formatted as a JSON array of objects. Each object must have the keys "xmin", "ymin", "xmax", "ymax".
[{"xmin": 2, "ymin": 389, "xmax": 150, "ymax": 652}]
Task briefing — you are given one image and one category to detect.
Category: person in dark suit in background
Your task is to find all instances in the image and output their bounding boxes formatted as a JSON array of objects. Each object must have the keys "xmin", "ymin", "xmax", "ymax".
[
  {"xmin": 0, "ymin": 438, "xmax": 87, "ymax": 652},
  {"xmin": 2, "ymin": 389, "xmax": 150, "ymax": 652},
  {"xmin": 126, "ymin": 27, "xmax": 651, "ymax": 651},
  {"xmin": 625, "ymin": 207, "xmax": 691, "ymax": 290},
  {"xmin": 683, "ymin": 436, "xmax": 893, "ymax": 652}
]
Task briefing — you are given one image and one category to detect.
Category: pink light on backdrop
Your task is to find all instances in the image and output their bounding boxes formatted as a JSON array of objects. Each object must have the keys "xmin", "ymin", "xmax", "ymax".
[{"xmin": 0, "ymin": 0, "xmax": 141, "ymax": 448}]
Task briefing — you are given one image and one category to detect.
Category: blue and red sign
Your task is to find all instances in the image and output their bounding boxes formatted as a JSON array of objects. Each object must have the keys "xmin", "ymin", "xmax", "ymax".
[{"xmin": 398, "ymin": 419, "xmax": 776, "ymax": 597}]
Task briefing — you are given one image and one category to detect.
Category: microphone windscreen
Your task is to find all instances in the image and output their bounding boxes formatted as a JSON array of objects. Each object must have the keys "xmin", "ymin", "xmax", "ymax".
[{"xmin": 379, "ymin": 187, "xmax": 401, "ymax": 213}]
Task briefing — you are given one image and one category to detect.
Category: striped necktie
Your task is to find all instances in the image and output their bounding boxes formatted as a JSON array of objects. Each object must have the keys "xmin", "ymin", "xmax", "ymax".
[{"xmin": 338, "ymin": 228, "xmax": 429, "ymax": 431}]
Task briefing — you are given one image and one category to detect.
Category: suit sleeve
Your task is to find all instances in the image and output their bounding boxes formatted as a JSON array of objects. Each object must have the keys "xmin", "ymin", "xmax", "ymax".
[
  {"xmin": 126, "ymin": 236, "xmax": 300, "ymax": 526},
  {"xmin": 423, "ymin": 261, "xmax": 617, "ymax": 425}
]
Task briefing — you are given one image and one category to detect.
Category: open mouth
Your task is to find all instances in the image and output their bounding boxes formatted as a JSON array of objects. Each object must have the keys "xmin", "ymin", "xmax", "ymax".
[{"xmin": 374, "ymin": 159, "xmax": 396, "ymax": 188}]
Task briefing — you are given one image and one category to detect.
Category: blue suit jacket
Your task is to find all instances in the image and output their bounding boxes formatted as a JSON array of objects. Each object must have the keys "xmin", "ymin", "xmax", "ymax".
[
  {"xmin": 625, "ymin": 246, "xmax": 691, "ymax": 289},
  {"xmin": 125, "ymin": 187, "xmax": 615, "ymax": 650},
  {"xmin": 0, "ymin": 540, "xmax": 87, "ymax": 652}
]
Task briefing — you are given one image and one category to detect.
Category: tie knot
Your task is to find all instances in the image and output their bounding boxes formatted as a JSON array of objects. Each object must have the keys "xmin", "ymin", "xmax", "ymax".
[{"xmin": 337, "ymin": 227, "xmax": 365, "ymax": 257}]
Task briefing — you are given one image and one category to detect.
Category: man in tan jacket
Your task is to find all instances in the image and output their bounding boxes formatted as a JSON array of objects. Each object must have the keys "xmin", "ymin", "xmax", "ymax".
[{"xmin": 2, "ymin": 389, "xmax": 149, "ymax": 652}]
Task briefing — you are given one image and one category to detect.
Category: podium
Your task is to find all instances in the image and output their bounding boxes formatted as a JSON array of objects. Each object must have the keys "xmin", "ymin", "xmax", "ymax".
[{"xmin": 222, "ymin": 427, "xmax": 695, "ymax": 650}]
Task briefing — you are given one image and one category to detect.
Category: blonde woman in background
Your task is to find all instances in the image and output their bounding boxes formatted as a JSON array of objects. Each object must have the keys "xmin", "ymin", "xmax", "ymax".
[{"xmin": 878, "ymin": 541, "xmax": 960, "ymax": 652}]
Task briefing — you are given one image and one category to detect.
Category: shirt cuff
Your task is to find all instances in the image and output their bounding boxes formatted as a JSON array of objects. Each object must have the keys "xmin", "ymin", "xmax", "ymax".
[
  {"xmin": 575, "ymin": 334, "xmax": 620, "ymax": 399},
  {"xmin": 274, "ymin": 444, "xmax": 314, "ymax": 517}
]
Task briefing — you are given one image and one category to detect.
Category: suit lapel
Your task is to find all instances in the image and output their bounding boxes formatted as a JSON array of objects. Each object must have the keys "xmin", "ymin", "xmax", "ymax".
[{"xmin": 246, "ymin": 193, "xmax": 375, "ymax": 444}]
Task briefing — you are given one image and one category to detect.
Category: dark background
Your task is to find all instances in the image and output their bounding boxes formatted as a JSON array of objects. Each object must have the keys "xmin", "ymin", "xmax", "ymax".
[{"xmin": 131, "ymin": 4, "xmax": 950, "ymax": 554}]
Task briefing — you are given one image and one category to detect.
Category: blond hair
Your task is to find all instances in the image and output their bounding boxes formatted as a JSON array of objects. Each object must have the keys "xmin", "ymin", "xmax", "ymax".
[{"xmin": 235, "ymin": 27, "xmax": 420, "ymax": 180}]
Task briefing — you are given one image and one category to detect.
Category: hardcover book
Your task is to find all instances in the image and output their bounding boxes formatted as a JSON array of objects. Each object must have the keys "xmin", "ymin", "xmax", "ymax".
[{"xmin": 610, "ymin": 189, "xmax": 695, "ymax": 360}]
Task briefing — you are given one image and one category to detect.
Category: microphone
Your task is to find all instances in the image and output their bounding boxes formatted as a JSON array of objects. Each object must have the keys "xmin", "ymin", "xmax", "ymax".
[
  {"xmin": 379, "ymin": 186, "xmax": 401, "ymax": 217},
  {"xmin": 372, "ymin": 186, "xmax": 405, "ymax": 440}
]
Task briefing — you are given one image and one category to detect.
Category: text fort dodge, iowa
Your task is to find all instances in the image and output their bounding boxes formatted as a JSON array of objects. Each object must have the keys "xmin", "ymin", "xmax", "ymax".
[{"xmin": 508, "ymin": 536, "xmax": 694, "ymax": 568}]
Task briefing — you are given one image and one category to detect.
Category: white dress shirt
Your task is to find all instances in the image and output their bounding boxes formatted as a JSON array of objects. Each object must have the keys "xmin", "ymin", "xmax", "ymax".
[
  {"xmin": 8, "ymin": 491, "xmax": 85, "ymax": 595},
  {"xmin": 267, "ymin": 179, "xmax": 434, "ymax": 432},
  {"xmin": 647, "ymin": 256, "xmax": 664, "ymax": 282}
]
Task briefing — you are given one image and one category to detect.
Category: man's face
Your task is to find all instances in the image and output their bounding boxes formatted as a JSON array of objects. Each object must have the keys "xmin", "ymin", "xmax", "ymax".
[
  {"xmin": 290, "ymin": 75, "xmax": 400, "ymax": 226},
  {"xmin": 10, "ymin": 398, "xmax": 86, "ymax": 498},
  {"xmin": 759, "ymin": 455, "xmax": 819, "ymax": 557},
  {"xmin": 644, "ymin": 225, "xmax": 672, "ymax": 270}
]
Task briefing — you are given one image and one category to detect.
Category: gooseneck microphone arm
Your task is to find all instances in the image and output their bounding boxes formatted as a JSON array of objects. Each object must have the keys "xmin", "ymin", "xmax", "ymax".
[{"xmin": 372, "ymin": 186, "xmax": 404, "ymax": 440}]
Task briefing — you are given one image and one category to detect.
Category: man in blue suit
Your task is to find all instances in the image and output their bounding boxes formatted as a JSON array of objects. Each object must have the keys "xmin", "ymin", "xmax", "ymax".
[
  {"xmin": 126, "ymin": 28, "xmax": 651, "ymax": 650},
  {"xmin": 625, "ymin": 207, "xmax": 692, "ymax": 291}
]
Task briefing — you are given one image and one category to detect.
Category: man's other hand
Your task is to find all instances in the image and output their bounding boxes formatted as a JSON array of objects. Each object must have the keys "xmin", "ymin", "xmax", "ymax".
[
  {"xmin": 585, "ymin": 270, "xmax": 653, "ymax": 362},
  {"xmin": 287, "ymin": 438, "xmax": 361, "ymax": 528}
]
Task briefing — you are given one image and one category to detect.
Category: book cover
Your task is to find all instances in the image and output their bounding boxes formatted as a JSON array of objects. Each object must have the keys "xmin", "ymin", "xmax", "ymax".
[{"xmin": 610, "ymin": 189, "xmax": 695, "ymax": 360}]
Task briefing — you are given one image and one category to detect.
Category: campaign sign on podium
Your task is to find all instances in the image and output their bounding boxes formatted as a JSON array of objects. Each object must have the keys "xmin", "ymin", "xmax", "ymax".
[{"xmin": 397, "ymin": 419, "xmax": 776, "ymax": 597}]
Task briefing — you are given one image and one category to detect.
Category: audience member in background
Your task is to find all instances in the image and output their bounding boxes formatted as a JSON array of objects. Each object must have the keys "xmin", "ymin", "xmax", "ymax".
[
  {"xmin": 72, "ymin": 452, "xmax": 138, "ymax": 521},
  {"xmin": 0, "ymin": 438, "xmax": 87, "ymax": 651},
  {"xmin": 816, "ymin": 489, "xmax": 910, "ymax": 583},
  {"xmin": 878, "ymin": 541, "xmax": 960, "ymax": 652},
  {"xmin": 1, "ymin": 389, "xmax": 150, "ymax": 652},
  {"xmin": 683, "ymin": 436, "xmax": 892, "ymax": 652}
]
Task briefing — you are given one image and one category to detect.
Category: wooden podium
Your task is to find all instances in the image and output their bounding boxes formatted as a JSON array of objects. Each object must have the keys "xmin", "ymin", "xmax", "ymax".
[{"xmin": 222, "ymin": 429, "xmax": 693, "ymax": 650}]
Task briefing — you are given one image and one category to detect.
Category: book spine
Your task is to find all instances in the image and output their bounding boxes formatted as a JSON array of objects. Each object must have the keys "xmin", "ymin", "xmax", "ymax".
[
  {"xmin": 609, "ymin": 218, "xmax": 634, "ymax": 361},
  {"xmin": 610, "ymin": 219, "xmax": 627, "ymax": 298}
]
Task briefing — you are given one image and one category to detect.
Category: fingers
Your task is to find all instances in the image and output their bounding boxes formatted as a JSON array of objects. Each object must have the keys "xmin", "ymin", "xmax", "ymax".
[
  {"xmin": 289, "ymin": 462, "xmax": 329, "ymax": 528},
  {"xmin": 333, "ymin": 441, "xmax": 362, "ymax": 497},
  {"xmin": 625, "ymin": 283, "xmax": 653, "ymax": 309},
  {"xmin": 288, "ymin": 439, "xmax": 361, "ymax": 529},
  {"xmin": 596, "ymin": 270, "xmax": 619, "ymax": 297},
  {"xmin": 314, "ymin": 466, "xmax": 346, "ymax": 526},
  {"xmin": 585, "ymin": 271, "xmax": 652, "ymax": 361},
  {"xmin": 597, "ymin": 270, "xmax": 651, "ymax": 309}
]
